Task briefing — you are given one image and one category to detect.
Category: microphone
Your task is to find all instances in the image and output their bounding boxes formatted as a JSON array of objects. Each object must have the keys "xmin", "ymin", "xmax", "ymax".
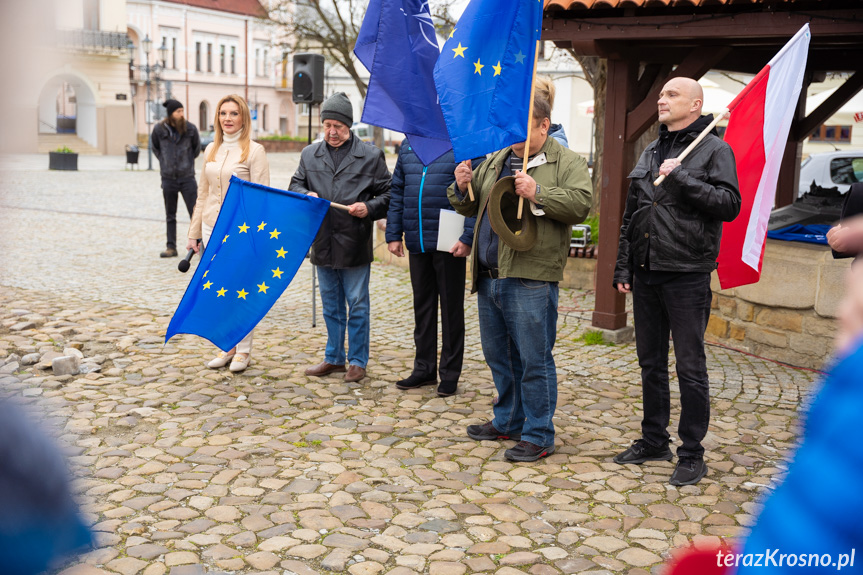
[{"xmin": 178, "ymin": 248, "xmax": 195, "ymax": 273}]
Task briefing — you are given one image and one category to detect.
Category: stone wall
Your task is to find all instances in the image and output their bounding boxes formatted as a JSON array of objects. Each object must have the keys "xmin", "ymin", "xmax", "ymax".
[{"xmin": 707, "ymin": 240, "xmax": 849, "ymax": 370}]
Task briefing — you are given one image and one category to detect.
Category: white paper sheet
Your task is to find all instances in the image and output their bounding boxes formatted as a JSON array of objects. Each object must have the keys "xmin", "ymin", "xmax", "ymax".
[{"xmin": 437, "ymin": 209, "xmax": 466, "ymax": 252}]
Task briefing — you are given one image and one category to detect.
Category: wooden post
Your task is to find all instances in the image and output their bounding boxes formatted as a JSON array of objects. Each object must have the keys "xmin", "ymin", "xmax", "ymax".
[{"xmin": 592, "ymin": 58, "xmax": 635, "ymax": 331}]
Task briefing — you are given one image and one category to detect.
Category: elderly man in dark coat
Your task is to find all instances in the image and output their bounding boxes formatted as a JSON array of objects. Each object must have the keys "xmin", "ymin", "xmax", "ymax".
[{"xmin": 290, "ymin": 92, "xmax": 391, "ymax": 383}]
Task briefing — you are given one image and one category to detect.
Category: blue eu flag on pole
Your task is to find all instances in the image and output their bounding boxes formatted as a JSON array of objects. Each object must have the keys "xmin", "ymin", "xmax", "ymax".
[
  {"xmin": 166, "ymin": 176, "xmax": 329, "ymax": 351},
  {"xmin": 433, "ymin": 0, "xmax": 544, "ymax": 162},
  {"xmin": 354, "ymin": 0, "xmax": 452, "ymax": 165}
]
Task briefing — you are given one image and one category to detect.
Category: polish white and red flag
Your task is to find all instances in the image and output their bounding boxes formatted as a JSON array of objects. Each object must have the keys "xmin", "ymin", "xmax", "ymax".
[{"xmin": 716, "ymin": 24, "xmax": 810, "ymax": 290}]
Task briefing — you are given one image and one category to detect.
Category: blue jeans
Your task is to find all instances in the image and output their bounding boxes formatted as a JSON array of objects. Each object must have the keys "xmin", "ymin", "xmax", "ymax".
[
  {"xmin": 477, "ymin": 277, "xmax": 559, "ymax": 447},
  {"xmin": 633, "ymin": 272, "xmax": 712, "ymax": 458},
  {"xmin": 317, "ymin": 265, "xmax": 371, "ymax": 368}
]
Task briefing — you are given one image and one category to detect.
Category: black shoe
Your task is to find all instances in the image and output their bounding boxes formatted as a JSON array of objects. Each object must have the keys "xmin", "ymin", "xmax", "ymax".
[
  {"xmin": 437, "ymin": 380, "xmax": 457, "ymax": 397},
  {"xmin": 396, "ymin": 373, "xmax": 437, "ymax": 390},
  {"xmin": 669, "ymin": 457, "xmax": 707, "ymax": 486},
  {"xmin": 160, "ymin": 248, "xmax": 178, "ymax": 258},
  {"xmin": 505, "ymin": 440, "xmax": 555, "ymax": 462},
  {"xmin": 466, "ymin": 421, "xmax": 521, "ymax": 441},
  {"xmin": 613, "ymin": 439, "xmax": 673, "ymax": 465}
]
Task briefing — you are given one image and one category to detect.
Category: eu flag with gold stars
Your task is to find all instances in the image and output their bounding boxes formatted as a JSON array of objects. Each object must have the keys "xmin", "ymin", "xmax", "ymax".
[
  {"xmin": 354, "ymin": 0, "xmax": 452, "ymax": 165},
  {"xmin": 433, "ymin": 0, "xmax": 544, "ymax": 162},
  {"xmin": 166, "ymin": 176, "xmax": 329, "ymax": 351}
]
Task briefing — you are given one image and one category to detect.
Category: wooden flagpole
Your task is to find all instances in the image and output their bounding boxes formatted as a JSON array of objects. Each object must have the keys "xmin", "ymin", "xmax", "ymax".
[{"xmin": 517, "ymin": 38, "xmax": 542, "ymax": 220}]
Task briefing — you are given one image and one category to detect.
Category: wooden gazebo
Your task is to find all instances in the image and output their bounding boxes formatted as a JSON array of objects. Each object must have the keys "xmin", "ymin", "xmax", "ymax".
[{"xmin": 542, "ymin": 0, "xmax": 863, "ymax": 334}]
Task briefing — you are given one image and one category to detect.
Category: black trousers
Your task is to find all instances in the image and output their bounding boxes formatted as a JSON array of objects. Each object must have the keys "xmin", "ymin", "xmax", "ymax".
[
  {"xmin": 408, "ymin": 251, "xmax": 466, "ymax": 383},
  {"xmin": 632, "ymin": 271, "xmax": 712, "ymax": 458},
  {"xmin": 162, "ymin": 176, "xmax": 197, "ymax": 249}
]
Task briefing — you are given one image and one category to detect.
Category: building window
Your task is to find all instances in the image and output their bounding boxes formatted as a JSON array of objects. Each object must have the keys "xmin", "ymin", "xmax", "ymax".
[
  {"xmin": 161, "ymin": 36, "xmax": 168, "ymax": 66},
  {"xmin": 263, "ymin": 49, "xmax": 269, "ymax": 77},
  {"xmin": 810, "ymin": 124, "xmax": 852, "ymax": 144},
  {"xmin": 220, "ymin": 45, "xmax": 225, "ymax": 74},
  {"xmin": 195, "ymin": 42, "xmax": 202, "ymax": 72},
  {"xmin": 230, "ymin": 46, "xmax": 236, "ymax": 74},
  {"xmin": 172, "ymin": 37, "xmax": 177, "ymax": 69},
  {"xmin": 262, "ymin": 104, "xmax": 268, "ymax": 131},
  {"xmin": 207, "ymin": 43, "xmax": 213, "ymax": 73},
  {"xmin": 83, "ymin": 0, "xmax": 99, "ymax": 30},
  {"xmin": 200, "ymin": 101, "xmax": 210, "ymax": 131},
  {"xmin": 255, "ymin": 48, "xmax": 261, "ymax": 77}
]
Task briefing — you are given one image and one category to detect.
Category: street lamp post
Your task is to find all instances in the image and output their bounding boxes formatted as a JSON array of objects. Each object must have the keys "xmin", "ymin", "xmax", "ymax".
[{"xmin": 128, "ymin": 35, "xmax": 168, "ymax": 171}]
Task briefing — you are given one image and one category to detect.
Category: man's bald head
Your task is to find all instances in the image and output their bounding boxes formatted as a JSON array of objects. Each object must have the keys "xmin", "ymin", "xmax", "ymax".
[{"xmin": 658, "ymin": 77, "xmax": 704, "ymax": 131}]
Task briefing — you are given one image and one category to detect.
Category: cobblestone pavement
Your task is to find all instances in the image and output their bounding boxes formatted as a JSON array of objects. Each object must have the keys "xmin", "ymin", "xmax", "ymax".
[{"xmin": 0, "ymin": 154, "xmax": 821, "ymax": 575}]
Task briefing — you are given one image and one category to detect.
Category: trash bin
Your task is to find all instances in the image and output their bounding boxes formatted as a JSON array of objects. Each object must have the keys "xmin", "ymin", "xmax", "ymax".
[{"xmin": 125, "ymin": 145, "xmax": 139, "ymax": 169}]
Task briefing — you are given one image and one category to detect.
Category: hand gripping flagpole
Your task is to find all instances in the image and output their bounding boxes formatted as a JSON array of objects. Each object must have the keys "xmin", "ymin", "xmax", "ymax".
[
  {"xmin": 652, "ymin": 57, "xmax": 773, "ymax": 187},
  {"xmin": 517, "ymin": 38, "xmax": 542, "ymax": 220},
  {"xmin": 652, "ymin": 110, "xmax": 729, "ymax": 186}
]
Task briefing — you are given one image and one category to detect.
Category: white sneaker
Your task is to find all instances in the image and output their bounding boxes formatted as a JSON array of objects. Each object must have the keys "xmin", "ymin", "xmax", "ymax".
[
  {"xmin": 207, "ymin": 349, "xmax": 236, "ymax": 369},
  {"xmin": 229, "ymin": 353, "xmax": 251, "ymax": 372}
]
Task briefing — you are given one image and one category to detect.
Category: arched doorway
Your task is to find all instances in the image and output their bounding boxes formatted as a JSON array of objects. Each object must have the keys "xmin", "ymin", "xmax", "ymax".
[
  {"xmin": 38, "ymin": 73, "xmax": 98, "ymax": 148},
  {"xmin": 199, "ymin": 101, "xmax": 210, "ymax": 131}
]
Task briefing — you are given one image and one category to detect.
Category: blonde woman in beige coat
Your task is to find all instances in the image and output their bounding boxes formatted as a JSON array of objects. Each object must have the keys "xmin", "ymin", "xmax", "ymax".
[{"xmin": 187, "ymin": 94, "xmax": 270, "ymax": 372}]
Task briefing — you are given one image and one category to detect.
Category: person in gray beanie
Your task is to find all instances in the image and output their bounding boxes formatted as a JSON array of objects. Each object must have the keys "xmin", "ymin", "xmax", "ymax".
[
  {"xmin": 320, "ymin": 91, "xmax": 353, "ymax": 127},
  {"xmin": 290, "ymin": 92, "xmax": 390, "ymax": 384}
]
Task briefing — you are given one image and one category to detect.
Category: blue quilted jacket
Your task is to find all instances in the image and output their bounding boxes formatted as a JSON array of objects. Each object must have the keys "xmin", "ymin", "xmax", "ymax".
[{"xmin": 386, "ymin": 142, "xmax": 476, "ymax": 253}]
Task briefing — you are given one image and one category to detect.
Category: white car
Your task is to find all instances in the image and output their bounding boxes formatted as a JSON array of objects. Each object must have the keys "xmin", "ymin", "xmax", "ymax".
[{"xmin": 798, "ymin": 150, "xmax": 863, "ymax": 198}]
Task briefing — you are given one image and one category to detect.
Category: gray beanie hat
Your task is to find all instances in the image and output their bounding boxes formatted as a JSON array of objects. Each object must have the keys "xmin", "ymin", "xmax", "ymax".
[{"xmin": 320, "ymin": 92, "xmax": 353, "ymax": 127}]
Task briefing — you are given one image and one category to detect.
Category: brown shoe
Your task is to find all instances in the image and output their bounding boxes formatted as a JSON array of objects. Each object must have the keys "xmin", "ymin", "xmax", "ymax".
[
  {"xmin": 344, "ymin": 364, "xmax": 366, "ymax": 382},
  {"xmin": 304, "ymin": 361, "xmax": 346, "ymax": 377}
]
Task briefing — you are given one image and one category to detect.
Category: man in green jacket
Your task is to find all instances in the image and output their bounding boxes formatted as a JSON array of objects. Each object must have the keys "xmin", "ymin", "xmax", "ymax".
[{"xmin": 448, "ymin": 93, "xmax": 592, "ymax": 461}]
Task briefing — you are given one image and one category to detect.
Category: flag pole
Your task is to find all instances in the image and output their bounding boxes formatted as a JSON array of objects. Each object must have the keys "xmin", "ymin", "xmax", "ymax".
[
  {"xmin": 517, "ymin": 39, "xmax": 542, "ymax": 220},
  {"xmin": 653, "ymin": 109, "xmax": 729, "ymax": 186},
  {"xmin": 330, "ymin": 201, "xmax": 351, "ymax": 212}
]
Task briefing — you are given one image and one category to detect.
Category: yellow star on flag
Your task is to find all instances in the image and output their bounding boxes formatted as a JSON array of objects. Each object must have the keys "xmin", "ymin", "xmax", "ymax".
[
  {"xmin": 448, "ymin": 27, "xmax": 456, "ymax": 39},
  {"xmin": 222, "ymin": 235, "xmax": 229, "ymax": 243},
  {"xmin": 473, "ymin": 59, "xmax": 484, "ymax": 75},
  {"xmin": 257, "ymin": 221, "xmax": 267, "ymax": 231},
  {"xmin": 257, "ymin": 282, "xmax": 269, "ymax": 294},
  {"xmin": 452, "ymin": 42, "xmax": 467, "ymax": 58},
  {"xmin": 237, "ymin": 288, "xmax": 248, "ymax": 300},
  {"xmin": 217, "ymin": 287, "xmax": 227, "ymax": 297},
  {"xmin": 272, "ymin": 267, "xmax": 284, "ymax": 279},
  {"xmin": 238, "ymin": 222, "xmax": 249, "ymax": 233},
  {"xmin": 203, "ymin": 270, "xmax": 209, "ymax": 278},
  {"xmin": 276, "ymin": 247, "xmax": 287, "ymax": 258},
  {"xmin": 203, "ymin": 281, "xmax": 213, "ymax": 290},
  {"xmin": 270, "ymin": 229, "xmax": 281, "ymax": 239},
  {"xmin": 493, "ymin": 61, "xmax": 502, "ymax": 76}
]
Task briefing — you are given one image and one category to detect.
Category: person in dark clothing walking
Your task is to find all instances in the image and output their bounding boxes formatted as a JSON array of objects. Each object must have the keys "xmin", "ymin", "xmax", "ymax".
[
  {"xmin": 386, "ymin": 143, "xmax": 475, "ymax": 397},
  {"xmin": 151, "ymin": 99, "xmax": 200, "ymax": 257},
  {"xmin": 613, "ymin": 77, "xmax": 741, "ymax": 486}
]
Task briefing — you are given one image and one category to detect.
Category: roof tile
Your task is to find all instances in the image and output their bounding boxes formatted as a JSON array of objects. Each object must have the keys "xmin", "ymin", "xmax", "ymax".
[{"xmin": 162, "ymin": 0, "xmax": 267, "ymax": 18}]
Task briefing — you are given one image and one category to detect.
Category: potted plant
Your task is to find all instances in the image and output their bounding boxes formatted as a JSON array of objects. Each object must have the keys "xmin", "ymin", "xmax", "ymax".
[{"xmin": 49, "ymin": 146, "xmax": 78, "ymax": 171}]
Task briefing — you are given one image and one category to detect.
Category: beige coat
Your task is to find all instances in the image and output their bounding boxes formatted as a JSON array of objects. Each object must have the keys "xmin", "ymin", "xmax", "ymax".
[{"xmin": 188, "ymin": 139, "xmax": 270, "ymax": 240}]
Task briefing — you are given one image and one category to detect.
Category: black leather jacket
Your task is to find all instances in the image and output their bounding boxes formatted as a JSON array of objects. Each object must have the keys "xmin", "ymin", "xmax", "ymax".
[
  {"xmin": 151, "ymin": 121, "xmax": 200, "ymax": 179},
  {"xmin": 289, "ymin": 135, "xmax": 391, "ymax": 268},
  {"xmin": 614, "ymin": 115, "xmax": 741, "ymax": 286}
]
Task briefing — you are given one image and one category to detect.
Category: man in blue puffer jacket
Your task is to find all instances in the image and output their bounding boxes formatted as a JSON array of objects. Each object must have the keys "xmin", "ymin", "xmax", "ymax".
[{"xmin": 386, "ymin": 141, "xmax": 476, "ymax": 397}]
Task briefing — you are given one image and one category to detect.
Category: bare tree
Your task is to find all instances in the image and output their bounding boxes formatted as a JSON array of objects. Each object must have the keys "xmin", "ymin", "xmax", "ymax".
[{"xmin": 568, "ymin": 53, "xmax": 606, "ymax": 215}]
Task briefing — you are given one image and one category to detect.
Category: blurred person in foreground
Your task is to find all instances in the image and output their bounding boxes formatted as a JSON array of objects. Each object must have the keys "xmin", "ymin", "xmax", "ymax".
[{"xmin": 0, "ymin": 401, "xmax": 92, "ymax": 574}]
